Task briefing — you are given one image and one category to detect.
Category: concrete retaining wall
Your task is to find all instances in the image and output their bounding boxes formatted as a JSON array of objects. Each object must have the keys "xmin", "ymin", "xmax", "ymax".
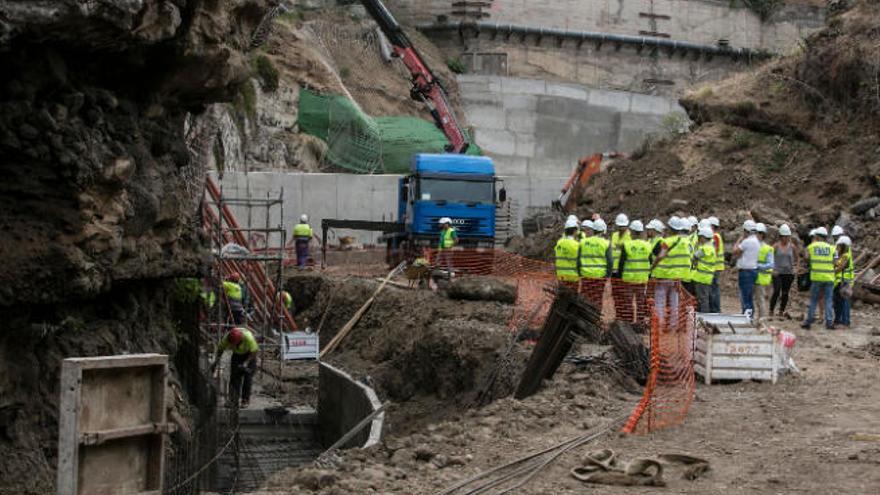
[
  {"xmin": 390, "ymin": 0, "xmax": 823, "ymax": 51},
  {"xmin": 458, "ymin": 75, "xmax": 687, "ymax": 176},
  {"xmin": 215, "ymin": 172, "xmax": 566, "ymax": 241},
  {"xmin": 318, "ymin": 362, "xmax": 384, "ymax": 449}
]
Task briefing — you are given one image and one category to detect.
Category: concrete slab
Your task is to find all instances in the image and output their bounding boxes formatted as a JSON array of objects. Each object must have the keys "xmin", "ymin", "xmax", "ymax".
[
  {"xmin": 514, "ymin": 133, "xmax": 537, "ymax": 158},
  {"xmin": 506, "ymin": 109, "xmax": 537, "ymax": 134},
  {"xmin": 501, "ymin": 93, "xmax": 538, "ymax": 111},
  {"xmin": 501, "ymin": 77, "xmax": 547, "ymax": 95},
  {"xmin": 545, "ymin": 82, "xmax": 589, "ymax": 101},
  {"xmin": 462, "ymin": 91, "xmax": 503, "ymax": 106},
  {"xmin": 465, "ymin": 105, "xmax": 507, "ymax": 130},
  {"xmin": 492, "ymin": 155, "xmax": 530, "ymax": 176},
  {"xmin": 588, "ymin": 89, "xmax": 632, "ymax": 111},
  {"xmin": 474, "ymin": 128, "xmax": 517, "ymax": 156},
  {"xmin": 629, "ymin": 93, "xmax": 675, "ymax": 115}
]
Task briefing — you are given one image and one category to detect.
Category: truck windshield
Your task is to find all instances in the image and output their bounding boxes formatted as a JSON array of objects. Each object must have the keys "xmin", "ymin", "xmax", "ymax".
[{"xmin": 418, "ymin": 178, "xmax": 494, "ymax": 204}]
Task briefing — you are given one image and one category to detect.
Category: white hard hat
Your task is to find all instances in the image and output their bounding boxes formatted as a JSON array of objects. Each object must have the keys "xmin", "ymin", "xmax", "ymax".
[
  {"xmin": 629, "ymin": 220, "xmax": 645, "ymax": 233},
  {"xmin": 671, "ymin": 217, "xmax": 688, "ymax": 232},
  {"xmin": 779, "ymin": 224, "xmax": 792, "ymax": 236},
  {"xmin": 743, "ymin": 220, "xmax": 757, "ymax": 232},
  {"xmin": 707, "ymin": 216, "xmax": 720, "ymax": 227},
  {"xmin": 300, "ymin": 214, "xmax": 309, "ymax": 222},
  {"xmin": 698, "ymin": 226, "xmax": 714, "ymax": 239},
  {"xmin": 567, "ymin": 214, "xmax": 579, "ymax": 224},
  {"xmin": 615, "ymin": 213, "xmax": 630, "ymax": 227},
  {"xmin": 813, "ymin": 226, "xmax": 828, "ymax": 237},
  {"xmin": 592, "ymin": 218, "xmax": 607, "ymax": 232},
  {"xmin": 808, "ymin": 228, "xmax": 816, "ymax": 237},
  {"xmin": 698, "ymin": 219, "xmax": 712, "ymax": 230},
  {"xmin": 836, "ymin": 235, "xmax": 852, "ymax": 246},
  {"xmin": 831, "ymin": 225, "xmax": 845, "ymax": 237},
  {"xmin": 648, "ymin": 219, "xmax": 665, "ymax": 232},
  {"xmin": 564, "ymin": 217, "xmax": 579, "ymax": 229},
  {"xmin": 439, "ymin": 217, "xmax": 452, "ymax": 225},
  {"xmin": 687, "ymin": 216, "xmax": 698, "ymax": 226},
  {"xmin": 582, "ymin": 219, "xmax": 593, "ymax": 230},
  {"xmin": 755, "ymin": 222, "xmax": 767, "ymax": 233}
]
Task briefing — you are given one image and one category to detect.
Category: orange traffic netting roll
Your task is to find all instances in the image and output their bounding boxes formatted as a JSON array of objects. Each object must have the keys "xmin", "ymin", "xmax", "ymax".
[{"xmin": 424, "ymin": 248, "xmax": 696, "ymax": 434}]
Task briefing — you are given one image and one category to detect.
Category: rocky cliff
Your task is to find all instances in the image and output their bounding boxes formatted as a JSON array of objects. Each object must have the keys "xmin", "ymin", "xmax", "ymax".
[{"xmin": 0, "ymin": 1, "xmax": 271, "ymax": 491}]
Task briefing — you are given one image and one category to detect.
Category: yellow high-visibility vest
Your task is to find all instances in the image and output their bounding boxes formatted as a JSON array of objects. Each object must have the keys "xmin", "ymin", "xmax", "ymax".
[
  {"xmin": 579, "ymin": 236, "xmax": 610, "ymax": 279},
  {"xmin": 554, "ymin": 237, "xmax": 580, "ymax": 282},
  {"xmin": 808, "ymin": 241, "xmax": 835, "ymax": 283},
  {"xmin": 621, "ymin": 239, "xmax": 651, "ymax": 284}
]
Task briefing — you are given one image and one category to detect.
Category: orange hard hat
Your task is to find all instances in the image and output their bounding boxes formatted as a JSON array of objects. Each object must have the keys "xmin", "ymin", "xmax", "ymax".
[{"xmin": 228, "ymin": 327, "xmax": 243, "ymax": 344}]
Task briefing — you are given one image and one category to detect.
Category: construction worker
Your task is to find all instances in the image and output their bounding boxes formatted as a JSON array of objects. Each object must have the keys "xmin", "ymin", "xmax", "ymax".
[
  {"xmin": 646, "ymin": 219, "xmax": 665, "ymax": 264},
  {"xmin": 610, "ymin": 213, "xmax": 631, "ymax": 319},
  {"xmin": 707, "ymin": 216, "xmax": 724, "ymax": 313},
  {"xmin": 754, "ymin": 223, "xmax": 775, "ymax": 321},
  {"xmin": 280, "ymin": 290, "xmax": 293, "ymax": 313},
  {"xmin": 833, "ymin": 235, "xmax": 854, "ymax": 328},
  {"xmin": 802, "ymin": 227, "xmax": 836, "ymax": 330},
  {"xmin": 293, "ymin": 214, "xmax": 314, "ymax": 269},
  {"xmin": 222, "ymin": 272, "xmax": 246, "ymax": 325},
  {"xmin": 437, "ymin": 217, "xmax": 457, "ymax": 277},
  {"xmin": 554, "ymin": 217, "xmax": 581, "ymax": 283},
  {"xmin": 211, "ymin": 327, "xmax": 259, "ymax": 409},
  {"xmin": 770, "ymin": 224, "xmax": 799, "ymax": 318},
  {"xmin": 619, "ymin": 220, "xmax": 651, "ymax": 323},
  {"xmin": 679, "ymin": 217, "xmax": 698, "ymax": 298},
  {"xmin": 566, "ymin": 215, "xmax": 584, "ymax": 241},
  {"xmin": 692, "ymin": 226, "xmax": 718, "ymax": 313},
  {"xmin": 831, "ymin": 225, "xmax": 845, "ymax": 243},
  {"xmin": 651, "ymin": 217, "xmax": 691, "ymax": 329},
  {"xmin": 732, "ymin": 220, "xmax": 760, "ymax": 317},
  {"xmin": 579, "ymin": 218, "xmax": 612, "ymax": 309}
]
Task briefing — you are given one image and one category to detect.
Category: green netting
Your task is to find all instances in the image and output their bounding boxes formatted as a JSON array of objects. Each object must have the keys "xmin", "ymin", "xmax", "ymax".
[{"xmin": 298, "ymin": 89, "xmax": 480, "ymax": 174}]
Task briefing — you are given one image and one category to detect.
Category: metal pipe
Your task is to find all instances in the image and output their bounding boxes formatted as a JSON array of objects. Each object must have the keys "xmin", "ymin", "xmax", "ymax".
[{"xmin": 417, "ymin": 21, "xmax": 773, "ymax": 60}]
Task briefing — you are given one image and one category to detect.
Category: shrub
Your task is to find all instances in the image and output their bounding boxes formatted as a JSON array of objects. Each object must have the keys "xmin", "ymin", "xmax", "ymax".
[{"xmin": 254, "ymin": 54, "xmax": 280, "ymax": 92}]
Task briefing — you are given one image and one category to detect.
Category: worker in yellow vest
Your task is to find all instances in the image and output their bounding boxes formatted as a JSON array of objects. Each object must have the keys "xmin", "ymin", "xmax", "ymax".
[
  {"xmin": 554, "ymin": 217, "xmax": 581, "ymax": 283},
  {"xmin": 650, "ymin": 217, "xmax": 692, "ymax": 330},
  {"xmin": 692, "ymin": 226, "xmax": 718, "ymax": 313},
  {"xmin": 579, "ymin": 218, "xmax": 612, "ymax": 309},
  {"xmin": 646, "ymin": 219, "xmax": 665, "ymax": 267},
  {"xmin": 437, "ymin": 217, "xmax": 458, "ymax": 278},
  {"xmin": 610, "ymin": 213, "xmax": 632, "ymax": 319},
  {"xmin": 222, "ymin": 272, "xmax": 246, "ymax": 324},
  {"xmin": 754, "ymin": 223, "xmax": 775, "ymax": 321},
  {"xmin": 833, "ymin": 236, "xmax": 854, "ymax": 328},
  {"xmin": 802, "ymin": 227, "xmax": 836, "ymax": 330},
  {"xmin": 679, "ymin": 216, "xmax": 698, "ymax": 297},
  {"xmin": 619, "ymin": 220, "xmax": 651, "ymax": 323},
  {"xmin": 707, "ymin": 216, "xmax": 724, "ymax": 312},
  {"xmin": 293, "ymin": 214, "xmax": 314, "ymax": 269},
  {"xmin": 211, "ymin": 327, "xmax": 260, "ymax": 409}
]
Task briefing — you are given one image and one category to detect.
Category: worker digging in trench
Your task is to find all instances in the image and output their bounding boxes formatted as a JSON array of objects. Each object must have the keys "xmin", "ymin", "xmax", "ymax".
[{"xmin": 211, "ymin": 327, "xmax": 260, "ymax": 409}]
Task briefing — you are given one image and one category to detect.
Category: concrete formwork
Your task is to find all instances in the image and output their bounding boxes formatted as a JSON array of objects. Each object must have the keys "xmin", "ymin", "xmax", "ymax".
[
  {"xmin": 57, "ymin": 354, "xmax": 171, "ymax": 495},
  {"xmin": 318, "ymin": 362, "xmax": 384, "ymax": 449}
]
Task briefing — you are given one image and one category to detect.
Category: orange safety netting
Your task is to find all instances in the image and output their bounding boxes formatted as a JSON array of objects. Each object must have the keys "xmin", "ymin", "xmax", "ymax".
[{"xmin": 424, "ymin": 248, "xmax": 696, "ymax": 434}]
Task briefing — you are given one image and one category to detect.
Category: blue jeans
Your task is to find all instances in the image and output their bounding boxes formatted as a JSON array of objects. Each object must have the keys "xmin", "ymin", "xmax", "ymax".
[
  {"xmin": 833, "ymin": 283, "xmax": 851, "ymax": 326},
  {"xmin": 738, "ymin": 269, "xmax": 758, "ymax": 314},
  {"xmin": 654, "ymin": 280, "xmax": 680, "ymax": 330},
  {"xmin": 710, "ymin": 272, "xmax": 721, "ymax": 313},
  {"xmin": 806, "ymin": 281, "xmax": 834, "ymax": 327}
]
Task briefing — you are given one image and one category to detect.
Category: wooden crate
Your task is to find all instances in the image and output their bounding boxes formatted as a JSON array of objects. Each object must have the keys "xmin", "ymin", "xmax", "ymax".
[{"xmin": 694, "ymin": 331, "xmax": 779, "ymax": 385}]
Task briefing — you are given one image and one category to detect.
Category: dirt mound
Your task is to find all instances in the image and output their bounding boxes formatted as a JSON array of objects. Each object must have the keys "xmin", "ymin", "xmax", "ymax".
[
  {"xmin": 513, "ymin": 0, "xmax": 880, "ymax": 259},
  {"xmin": 288, "ymin": 274, "xmax": 529, "ymax": 434}
]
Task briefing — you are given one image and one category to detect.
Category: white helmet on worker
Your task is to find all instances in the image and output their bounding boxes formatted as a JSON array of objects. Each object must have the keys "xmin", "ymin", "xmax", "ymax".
[
  {"xmin": 629, "ymin": 220, "xmax": 644, "ymax": 233},
  {"xmin": 582, "ymin": 219, "xmax": 593, "ymax": 230},
  {"xmin": 564, "ymin": 217, "xmax": 579, "ymax": 229},
  {"xmin": 836, "ymin": 235, "xmax": 852, "ymax": 246},
  {"xmin": 439, "ymin": 217, "xmax": 452, "ymax": 225},
  {"xmin": 831, "ymin": 225, "xmax": 845, "ymax": 237},
  {"xmin": 755, "ymin": 222, "xmax": 767, "ymax": 233},
  {"xmin": 813, "ymin": 226, "xmax": 828, "ymax": 237},
  {"xmin": 687, "ymin": 216, "xmax": 698, "ymax": 228},
  {"xmin": 707, "ymin": 216, "xmax": 720, "ymax": 228},
  {"xmin": 698, "ymin": 226, "xmax": 714, "ymax": 239},
  {"xmin": 779, "ymin": 224, "xmax": 792, "ymax": 236},
  {"xmin": 743, "ymin": 219, "xmax": 757, "ymax": 232},
  {"xmin": 615, "ymin": 213, "xmax": 630, "ymax": 227},
  {"xmin": 300, "ymin": 214, "xmax": 308, "ymax": 223},
  {"xmin": 648, "ymin": 219, "xmax": 665, "ymax": 232},
  {"xmin": 567, "ymin": 214, "xmax": 579, "ymax": 225},
  {"xmin": 698, "ymin": 219, "xmax": 712, "ymax": 230},
  {"xmin": 668, "ymin": 215, "xmax": 680, "ymax": 229},
  {"xmin": 592, "ymin": 218, "xmax": 608, "ymax": 232}
]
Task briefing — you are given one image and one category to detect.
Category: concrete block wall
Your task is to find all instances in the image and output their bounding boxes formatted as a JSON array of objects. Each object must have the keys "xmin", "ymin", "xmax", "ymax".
[
  {"xmin": 318, "ymin": 363, "xmax": 384, "ymax": 449},
  {"xmin": 390, "ymin": 0, "xmax": 823, "ymax": 52},
  {"xmin": 458, "ymin": 75, "xmax": 687, "ymax": 176}
]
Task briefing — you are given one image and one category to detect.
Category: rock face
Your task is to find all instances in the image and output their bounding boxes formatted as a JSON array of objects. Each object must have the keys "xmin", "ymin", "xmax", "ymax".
[
  {"xmin": 0, "ymin": 1, "xmax": 272, "ymax": 492},
  {"xmin": 0, "ymin": 0, "xmax": 270, "ymax": 304}
]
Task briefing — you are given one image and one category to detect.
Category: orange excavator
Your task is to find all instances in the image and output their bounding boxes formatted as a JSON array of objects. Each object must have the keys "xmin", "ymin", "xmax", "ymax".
[{"xmin": 552, "ymin": 152, "xmax": 626, "ymax": 214}]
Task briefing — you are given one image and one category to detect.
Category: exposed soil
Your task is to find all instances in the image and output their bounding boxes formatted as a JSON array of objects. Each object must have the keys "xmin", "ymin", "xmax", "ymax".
[{"xmin": 254, "ymin": 289, "xmax": 880, "ymax": 494}]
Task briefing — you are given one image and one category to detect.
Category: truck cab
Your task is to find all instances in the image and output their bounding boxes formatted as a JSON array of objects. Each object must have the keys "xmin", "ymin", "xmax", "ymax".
[{"xmin": 398, "ymin": 153, "xmax": 503, "ymax": 248}]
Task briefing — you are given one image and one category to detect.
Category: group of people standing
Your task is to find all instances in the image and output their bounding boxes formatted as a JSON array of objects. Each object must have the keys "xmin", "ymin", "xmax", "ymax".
[{"xmin": 554, "ymin": 213, "xmax": 856, "ymax": 330}]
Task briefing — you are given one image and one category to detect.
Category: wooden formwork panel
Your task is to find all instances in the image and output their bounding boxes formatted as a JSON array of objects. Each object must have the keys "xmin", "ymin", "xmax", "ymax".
[{"xmin": 57, "ymin": 354, "xmax": 173, "ymax": 495}]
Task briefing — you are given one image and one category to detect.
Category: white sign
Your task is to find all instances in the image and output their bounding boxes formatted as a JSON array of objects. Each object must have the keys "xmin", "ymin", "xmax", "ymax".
[{"xmin": 281, "ymin": 331, "xmax": 319, "ymax": 361}]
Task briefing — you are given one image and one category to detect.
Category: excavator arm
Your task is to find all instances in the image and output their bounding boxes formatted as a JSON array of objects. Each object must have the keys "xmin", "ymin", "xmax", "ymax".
[
  {"xmin": 553, "ymin": 152, "xmax": 627, "ymax": 213},
  {"xmin": 361, "ymin": 0, "xmax": 470, "ymax": 153}
]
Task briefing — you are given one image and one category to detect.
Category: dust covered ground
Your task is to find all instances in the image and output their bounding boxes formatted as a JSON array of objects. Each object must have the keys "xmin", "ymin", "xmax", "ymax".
[{"xmin": 252, "ymin": 272, "xmax": 880, "ymax": 494}]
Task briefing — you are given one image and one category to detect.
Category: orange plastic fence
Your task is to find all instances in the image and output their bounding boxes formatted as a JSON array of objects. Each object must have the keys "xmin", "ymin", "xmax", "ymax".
[{"xmin": 424, "ymin": 248, "xmax": 696, "ymax": 434}]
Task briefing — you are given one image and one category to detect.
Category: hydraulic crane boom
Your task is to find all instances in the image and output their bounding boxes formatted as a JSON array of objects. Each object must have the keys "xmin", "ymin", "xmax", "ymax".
[{"xmin": 360, "ymin": 0, "xmax": 470, "ymax": 153}]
